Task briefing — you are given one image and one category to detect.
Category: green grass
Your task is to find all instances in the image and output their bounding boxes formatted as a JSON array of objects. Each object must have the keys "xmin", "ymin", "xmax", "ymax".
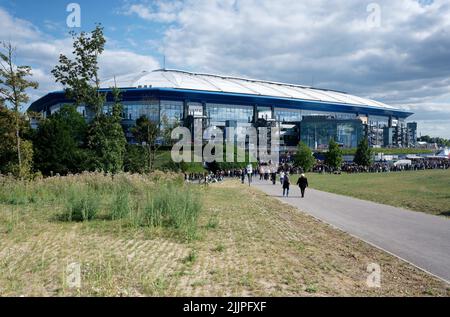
[
  {"xmin": 291, "ymin": 170, "xmax": 450, "ymax": 216},
  {"xmin": 0, "ymin": 172, "xmax": 202, "ymax": 239}
]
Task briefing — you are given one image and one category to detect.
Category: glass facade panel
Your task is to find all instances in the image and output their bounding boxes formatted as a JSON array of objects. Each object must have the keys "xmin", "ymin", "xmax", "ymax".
[
  {"xmin": 274, "ymin": 109, "xmax": 302, "ymax": 122},
  {"xmin": 206, "ymin": 103, "xmax": 253, "ymax": 123},
  {"xmin": 160, "ymin": 100, "xmax": 183, "ymax": 124},
  {"xmin": 122, "ymin": 101, "xmax": 159, "ymax": 121},
  {"xmin": 301, "ymin": 117, "xmax": 363, "ymax": 149}
]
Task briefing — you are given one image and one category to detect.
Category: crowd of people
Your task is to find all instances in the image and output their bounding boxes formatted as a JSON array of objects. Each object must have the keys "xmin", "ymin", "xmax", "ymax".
[
  {"xmin": 184, "ymin": 157, "xmax": 448, "ymax": 191},
  {"xmin": 339, "ymin": 158, "xmax": 449, "ymax": 174}
]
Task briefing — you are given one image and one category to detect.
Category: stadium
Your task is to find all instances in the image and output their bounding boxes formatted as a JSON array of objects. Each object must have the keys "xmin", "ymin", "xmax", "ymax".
[{"xmin": 28, "ymin": 69, "xmax": 416, "ymax": 154}]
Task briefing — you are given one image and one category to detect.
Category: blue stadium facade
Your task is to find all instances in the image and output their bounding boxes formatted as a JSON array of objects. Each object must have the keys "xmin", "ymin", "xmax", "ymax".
[{"xmin": 28, "ymin": 69, "xmax": 416, "ymax": 151}]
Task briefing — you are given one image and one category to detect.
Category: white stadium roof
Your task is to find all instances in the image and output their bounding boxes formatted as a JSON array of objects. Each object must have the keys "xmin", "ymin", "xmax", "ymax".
[{"xmin": 101, "ymin": 69, "xmax": 396, "ymax": 110}]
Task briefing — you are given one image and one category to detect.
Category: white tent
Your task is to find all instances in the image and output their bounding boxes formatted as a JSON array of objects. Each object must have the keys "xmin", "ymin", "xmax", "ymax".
[{"xmin": 393, "ymin": 160, "xmax": 412, "ymax": 167}]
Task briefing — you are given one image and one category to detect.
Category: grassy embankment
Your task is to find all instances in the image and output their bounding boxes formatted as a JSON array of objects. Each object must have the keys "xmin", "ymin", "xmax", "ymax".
[
  {"xmin": 290, "ymin": 169, "xmax": 450, "ymax": 216},
  {"xmin": 0, "ymin": 174, "xmax": 448, "ymax": 296}
]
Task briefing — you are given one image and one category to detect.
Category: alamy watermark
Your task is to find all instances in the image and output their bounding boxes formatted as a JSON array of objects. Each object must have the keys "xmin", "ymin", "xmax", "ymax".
[
  {"xmin": 170, "ymin": 121, "xmax": 280, "ymax": 164},
  {"xmin": 366, "ymin": 263, "xmax": 381, "ymax": 288},
  {"xmin": 66, "ymin": 3, "xmax": 81, "ymax": 28},
  {"xmin": 65, "ymin": 262, "xmax": 81, "ymax": 289},
  {"xmin": 366, "ymin": 3, "xmax": 381, "ymax": 29}
]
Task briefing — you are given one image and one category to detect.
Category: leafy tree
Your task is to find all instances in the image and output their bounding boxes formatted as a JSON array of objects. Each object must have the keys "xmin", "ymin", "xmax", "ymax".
[
  {"xmin": 325, "ymin": 139, "xmax": 343, "ymax": 171},
  {"xmin": 131, "ymin": 115, "xmax": 160, "ymax": 172},
  {"xmin": 354, "ymin": 138, "xmax": 372, "ymax": 167},
  {"xmin": 124, "ymin": 144, "xmax": 148, "ymax": 174},
  {"xmin": 52, "ymin": 26, "xmax": 126, "ymax": 173},
  {"xmin": 294, "ymin": 142, "xmax": 316, "ymax": 172},
  {"xmin": 0, "ymin": 41, "xmax": 38, "ymax": 178},
  {"xmin": 87, "ymin": 88, "xmax": 126, "ymax": 173},
  {"xmin": 33, "ymin": 105, "xmax": 88, "ymax": 175},
  {"xmin": 0, "ymin": 106, "xmax": 31, "ymax": 175},
  {"xmin": 52, "ymin": 25, "xmax": 106, "ymax": 117}
]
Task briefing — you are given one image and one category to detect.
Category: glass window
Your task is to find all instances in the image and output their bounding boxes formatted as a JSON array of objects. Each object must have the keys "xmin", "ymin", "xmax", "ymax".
[
  {"xmin": 122, "ymin": 101, "xmax": 159, "ymax": 121},
  {"xmin": 206, "ymin": 103, "xmax": 253, "ymax": 123},
  {"xmin": 160, "ymin": 100, "xmax": 183, "ymax": 124}
]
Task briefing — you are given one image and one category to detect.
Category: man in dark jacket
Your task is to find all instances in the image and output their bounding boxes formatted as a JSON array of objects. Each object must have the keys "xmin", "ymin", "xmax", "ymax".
[
  {"xmin": 283, "ymin": 173, "xmax": 290, "ymax": 197},
  {"xmin": 296, "ymin": 174, "xmax": 309, "ymax": 198}
]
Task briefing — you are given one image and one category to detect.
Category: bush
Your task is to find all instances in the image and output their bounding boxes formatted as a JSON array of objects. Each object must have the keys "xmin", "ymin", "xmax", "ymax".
[
  {"xmin": 64, "ymin": 185, "xmax": 100, "ymax": 221},
  {"xmin": 142, "ymin": 184, "xmax": 201, "ymax": 239},
  {"xmin": 110, "ymin": 190, "xmax": 131, "ymax": 220}
]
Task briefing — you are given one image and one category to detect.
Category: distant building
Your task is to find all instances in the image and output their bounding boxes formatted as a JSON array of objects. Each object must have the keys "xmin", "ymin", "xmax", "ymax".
[{"xmin": 28, "ymin": 69, "xmax": 416, "ymax": 156}]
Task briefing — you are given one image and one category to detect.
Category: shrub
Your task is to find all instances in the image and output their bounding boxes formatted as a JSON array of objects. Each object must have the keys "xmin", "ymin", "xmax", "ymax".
[
  {"xmin": 110, "ymin": 190, "xmax": 131, "ymax": 220},
  {"xmin": 142, "ymin": 184, "xmax": 201, "ymax": 239},
  {"xmin": 64, "ymin": 186, "xmax": 100, "ymax": 221}
]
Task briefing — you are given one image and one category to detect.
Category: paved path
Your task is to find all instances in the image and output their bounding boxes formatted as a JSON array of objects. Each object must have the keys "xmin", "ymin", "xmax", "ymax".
[{"xmin": 252, "ymin": 179, "xmax": 450, "ymax": 283}]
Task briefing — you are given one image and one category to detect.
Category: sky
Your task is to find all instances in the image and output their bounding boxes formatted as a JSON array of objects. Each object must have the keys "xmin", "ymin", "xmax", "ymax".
[{"xmin": 0, "ymin": 0, "xmax": 449, "ymax": 138}]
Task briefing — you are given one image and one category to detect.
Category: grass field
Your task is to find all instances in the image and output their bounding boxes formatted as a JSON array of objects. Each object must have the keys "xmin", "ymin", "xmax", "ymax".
[
  {"xmin": 0, "ymin": 176, "xmax": 448, "ymax": 296},
  {"xmin": 290, "ymin": 170, "xmax": 450, "ymax": 216}
]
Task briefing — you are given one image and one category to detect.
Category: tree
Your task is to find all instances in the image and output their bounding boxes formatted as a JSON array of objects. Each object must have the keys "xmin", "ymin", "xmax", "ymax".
[
  {"xmin": 294, "ymin": 142, "xmax": 316, "ymax": 172},
  {"xmin": 33, "ymin": 105, "xmax": 88, "ymax": 175},
  {"xmin": 325, "ymin": 139, "xmax": 343, "ymax": 171},
  {"xmin": 52, "ymin": 25, "xmax": 106, "ymax": 117},
  {"xmin": 131, "ymin": 115, "xmax": 160, "ymax": 172},
  {"xmin": 354, "ymin": 138, "xmax": 372, "ymax": 167},
  {"xmin": 87, "ymin": 88, "xmax": 126, "ymax": 173},
  {"xmin": 52, "ymin": 26, "xmax": 127, "ymax": 173},
  {"xmin": 0, "ymin": 41, "xmax": 38, "ymax": 178}
]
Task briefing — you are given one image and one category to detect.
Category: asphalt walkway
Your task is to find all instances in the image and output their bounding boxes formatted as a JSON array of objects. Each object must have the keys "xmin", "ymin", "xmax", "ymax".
[{"xmin": 253, "ymin": 179, "xmax": 450, "ymax": 283}]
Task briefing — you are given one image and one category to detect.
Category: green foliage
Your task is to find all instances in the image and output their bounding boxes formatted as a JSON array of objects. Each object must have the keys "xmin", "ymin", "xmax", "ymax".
[
  {"xmin": 131, "ymin": 115, "xmax": 160, "ymax": 171},
  {"xmin": 0, "ymin": 41, "xmax": 38, "ymax": 178},
  {"xmin": 51, "ymin": 25, "xmax": 106, "ymax": 116},
  {"xmin": 64, "ymin": 185, "xmax": 100, "ymax": 222},
  {"xmin": 124, "ymin": 144, "xmax": 148, "ymax": 173},
  {"xmin": 87, "ymin": 89, "xmax": 126, "ymax": 173},
  {"xmin": 294, "ymin": 142, "xmax": 316, "ymax": 172},
  {"xmin": 0, "ymin": 107, "xmax": 34, "ymax": 177},
  {"xmin": 33, "ymin": 105, "xmax": 88, "ymax": 175},
  {"xmin": 353, "ymin": 138, "xmax": 372, "ymax": 167},
  {"xmin": 212, "ymin": 144, "xmax": 257, "ymax": 171},
  {"xmin": 325, "ymin": 139, "xmax": 343, "ymax": 170},
  {"xmin": 0, "ymin": 41, "xmax": 39, "ymax": 112},
  {"xmin": 141, "ymin": 184, "xmax": 201, "ymax": 240},
  {"xmin": 418, "ymin": 135, "xmax": 450, "ymax": 147}
]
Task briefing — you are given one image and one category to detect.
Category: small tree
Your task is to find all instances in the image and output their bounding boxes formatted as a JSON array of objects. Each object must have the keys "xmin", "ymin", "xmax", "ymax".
[
  {"xmin": 33, "ymin": 105, "xmax": 88, "ymax": 175},
  {"xmin": 87, "ymin": 88, "xmax": 126, "ymax": 173},
  {"xmin": 325, "ymin": 138, "xmax": 343, "ymax": 171},
  {"xmin": 354, "ymin": 138, "xmax": 372, "ymax": 167},
  {"xmin": 52, "ymin": 25, "xmax": 106, "ymax": 117},
  {"xmin": 131, "ymin": 115, "xmax": 160, "ymax": 172},
  {"xmin": 294, "ymin": 142, "xmax": 316, "ymax": 172},
  {"xmin": 0, "ymin": 41, "xmax": 38, "ymax": 178}
]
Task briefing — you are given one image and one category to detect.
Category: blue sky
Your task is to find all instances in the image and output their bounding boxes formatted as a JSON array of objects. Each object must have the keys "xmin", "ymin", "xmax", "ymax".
[{"xmin": 1, "ymin": 0, "xmax": 449, "ymax": 138}]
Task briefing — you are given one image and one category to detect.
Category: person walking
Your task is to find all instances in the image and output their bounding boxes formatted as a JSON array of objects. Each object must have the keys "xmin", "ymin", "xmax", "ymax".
[
  {"xmin": 297, "ymin": 173, "xmax": 309, "ymax": 198},
  {"xmin": 241, "ymin": 169, "xmax": 245, "ymax": 184},
  {"xmin": 246, "ymin": 165, "xmax": 253, "ymax": 186},
  {"xmin": 280, "ymin": 170, "xmax": 285, "ymax": 185},
  {"xmin": 271, "ymin": 170, "xmax": 276, "ymax": 185},
  {"xmin": 282, "ymin": 173, "xmax": 290, "ymax": 197}
]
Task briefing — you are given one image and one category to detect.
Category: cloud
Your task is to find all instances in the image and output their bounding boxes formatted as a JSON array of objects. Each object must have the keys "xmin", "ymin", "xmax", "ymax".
[
  {"xmin": 123, "ymin": 1, "xmax": 183, "ymax": 23},
  {"xmin": 123, "ymin": 0, "xmax": 450, "ymax": 137}
]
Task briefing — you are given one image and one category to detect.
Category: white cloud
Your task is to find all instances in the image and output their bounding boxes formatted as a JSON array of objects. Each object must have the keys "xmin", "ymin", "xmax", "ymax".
[{"xmin": 125, "ymin": 0, "xmax": 450, "ymax": 137}]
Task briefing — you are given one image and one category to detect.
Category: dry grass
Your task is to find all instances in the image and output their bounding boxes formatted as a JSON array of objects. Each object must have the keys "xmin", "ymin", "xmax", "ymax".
[{"xmin": 0, "ymin": 178, "xmax": 448, "ymax": 296}]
